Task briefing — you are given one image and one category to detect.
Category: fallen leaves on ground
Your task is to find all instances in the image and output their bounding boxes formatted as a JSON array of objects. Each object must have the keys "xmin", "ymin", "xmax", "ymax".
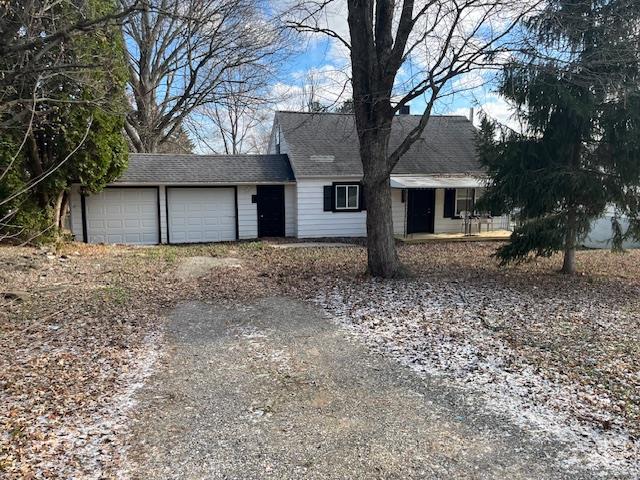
[
  {"xmin": 0, "ymin": 245, "xmax": 180, "ymax": 478},
  {"xmin": 1, "ymin": 240, "xmax": 639, "ymax": 477}
]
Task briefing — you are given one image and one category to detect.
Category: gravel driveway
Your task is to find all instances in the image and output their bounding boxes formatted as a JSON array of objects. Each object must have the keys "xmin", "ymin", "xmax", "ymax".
[{"xmin": 125, "ymin": 297, "xmax": 596, "ymax": 479}]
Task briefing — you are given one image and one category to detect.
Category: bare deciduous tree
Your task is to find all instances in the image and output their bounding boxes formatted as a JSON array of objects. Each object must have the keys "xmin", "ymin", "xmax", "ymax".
[
  {"xmin": 191, "ymin": 69, "xmax": 275, "ymax": 154},
  {"xmin": 286, "ymin": 0, "xmax": 539, "ymax": 277},
  {"xmin": 122, "ymin": 0, "xmax": 286, "ymax": 153}
]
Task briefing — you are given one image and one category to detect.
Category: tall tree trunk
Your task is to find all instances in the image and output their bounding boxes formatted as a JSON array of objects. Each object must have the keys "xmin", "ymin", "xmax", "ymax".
[
  {"xmin": 562, "ymin": 206, "xmax": 577, "ymax": 274},
  {"xmin": 363, "ymin": 169, "xmax": 401, "ymax": 277},
  {"xmin": 359, "ymin": 129, "xmax": 402, "ymax": 277},
  {"xmin": 346, "ymin": 0, "xmax": 415, "ymax": 277}
]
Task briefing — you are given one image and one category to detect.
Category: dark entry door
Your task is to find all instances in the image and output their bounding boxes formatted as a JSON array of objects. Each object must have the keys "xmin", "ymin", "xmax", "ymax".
[
  {"xmin": 257, "ymin": 185, "xmax": 285, "ymax": 237},
  {"xmin": 407, "ymin": 189, "xmax": 435, "ymax": 234}
]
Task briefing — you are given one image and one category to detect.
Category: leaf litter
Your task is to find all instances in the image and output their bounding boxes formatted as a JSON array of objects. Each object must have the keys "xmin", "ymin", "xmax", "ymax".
[{"xmin": 1, "ymin": 240, "xmax": 639, "ymax": 478}]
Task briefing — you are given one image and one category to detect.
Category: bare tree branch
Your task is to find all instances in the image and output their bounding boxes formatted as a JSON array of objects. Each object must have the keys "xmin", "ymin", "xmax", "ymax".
[{"xmin": 122, "ymin": 0, "xmax": 288, "ymax": 152}]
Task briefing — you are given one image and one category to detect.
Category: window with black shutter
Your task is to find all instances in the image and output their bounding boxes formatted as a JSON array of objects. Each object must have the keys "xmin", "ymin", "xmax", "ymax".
[{"xmin": 323, "ymin": 183, "xmax": 364, "ymax": 212}]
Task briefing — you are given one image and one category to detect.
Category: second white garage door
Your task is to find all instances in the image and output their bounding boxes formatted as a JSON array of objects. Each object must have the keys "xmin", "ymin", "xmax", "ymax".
[{"xmin": 167, "ymin": 187, "xmax": 236, "ymax": 243}]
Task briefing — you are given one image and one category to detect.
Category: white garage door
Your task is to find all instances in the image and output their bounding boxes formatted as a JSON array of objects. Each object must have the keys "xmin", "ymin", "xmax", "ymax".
[
  {"xmin": 85, "ymin": 188, "xmax": 159, "ymax": 244},
  {"xmin": 167, "ymin": 188, "xmax": 236, "ymax": 243}
]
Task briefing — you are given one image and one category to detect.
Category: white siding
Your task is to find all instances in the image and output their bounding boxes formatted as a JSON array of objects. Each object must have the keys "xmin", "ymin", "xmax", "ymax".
[
  {"xmin": 237, "ymin": 185, "xmax": 258, "ymax": 239},
  {"xmin": 69, "ymin": 184, "xmax": 83, "ymax": 242},
  {"xmin": 391, "ymin": 188, "xmax": 461, "ymax": 235},
  {"xmin": 159, "ymin": 186, "xmax": 167, "ymax": 243},
  {"xmin": 268, "ymin": 123, "xmax": 290, "ymax": 155},
  {"xmin": 285, "ymin": 184, "xmax": 296, "ymax": 237},
  {"xmin": 433, "ymin": 187, "xmax": 510, "ymax": 234},
  {"xmin": 237, "ymin": 184, "xmax": 296, "ymax": 239},
  {"xmin": 296, "ymin": 178, "xmax": 367, "ymax": 238},
  {"xmin": 391, "ymin": 188, "xmax": 406, "ymax": 235},
  {"xmin": 434, "ymin": 188, "xmax": 465, "ymax": 233},
  {"xmin": 393, "ymin": 187, "xmax": 494, "ymax": 235}
]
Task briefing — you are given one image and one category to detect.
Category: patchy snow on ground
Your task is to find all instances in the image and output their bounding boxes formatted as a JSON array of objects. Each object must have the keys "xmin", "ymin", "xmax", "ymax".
[
  {"xmin": 31, "ymin": 331, "xmax": 164, "ymax": 480},
  {"xmin": 315, "ymin": 278, "xmax": 639, "ymax": 477}
]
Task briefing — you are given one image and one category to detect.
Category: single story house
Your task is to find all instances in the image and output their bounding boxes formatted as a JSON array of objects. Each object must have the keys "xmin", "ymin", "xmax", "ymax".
[{"xmin": 69, "ymin": 110, "xmax": 509, "ymax": 244}]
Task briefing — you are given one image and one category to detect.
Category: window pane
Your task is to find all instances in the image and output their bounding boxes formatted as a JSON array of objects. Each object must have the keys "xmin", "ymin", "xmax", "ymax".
[
  {"xmin": 456, "ymin": 188, "xmax": 476, "ymax": 215},
  {"xmin": 336, "ymin": 186, "xmax": 346, "ymax": 208},
  {"xmin": 348, "ymin": 186, "xmax": 358, "ymax": 208}
]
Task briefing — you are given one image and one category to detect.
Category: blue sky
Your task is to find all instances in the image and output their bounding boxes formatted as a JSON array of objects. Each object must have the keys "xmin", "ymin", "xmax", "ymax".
[{"xmin": 281, "ymin": 33, "xmax": 513, "ymax": 128}]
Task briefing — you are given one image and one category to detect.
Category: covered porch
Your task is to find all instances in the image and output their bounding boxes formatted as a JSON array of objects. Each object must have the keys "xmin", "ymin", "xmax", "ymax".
[
  {"xmin": 396, "ymin": 229, "xmax": 512, "ymax": 243},
  {"xmin": 390, "ymin": 174, "xmax": 513, "ymax": 240}
]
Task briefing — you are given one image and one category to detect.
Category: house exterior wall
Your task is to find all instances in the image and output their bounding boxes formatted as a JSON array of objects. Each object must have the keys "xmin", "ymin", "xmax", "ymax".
[
  {"xmin": 237, "ymin": 185, "xmax": 258, "ymax": 239},
  {"xmin": 391, "ymin": 188, "xmax": 406, "ymax": 235},
  {"xmin": 390, "ymin": 187, "xmax": 472, "ymax": 235},
  {"xmin": 434, "ymin": 188, "xmax": 464, "ymax": 234},
  {"xmin": 71, "ymin": 183, "xmax": 295, "ymax": 244},
  {"xmin": 69, "ymin": 184, "xmax": 84, "ymax": 242},
  {"xmin": 159, "ymin": 186, "xmax": 168, "ymax": 243},
  {"xmin": 70, "ymin": 182, "xmax": 519, "ymax": 244},
  {"xmin": 293, "ymin": 180, "xmax": 413, "ymax": 238},
  {"xmin": 237, "ymin": 184, "xmax": 296, "ymax": 239},
  {"xmin": 296, "ymin": 178, "xmax": 367, "ymax": 238},
  {"xmin": 267, "ymin": 123, "xmax": 290, "ymax": 155},
  {"xmin": 583, "ymin": 208, "xmax": 640, "ymax": 249},
  {"xmin": 284, "ymin": 184, "xmax": 297, "ymax": 237}
]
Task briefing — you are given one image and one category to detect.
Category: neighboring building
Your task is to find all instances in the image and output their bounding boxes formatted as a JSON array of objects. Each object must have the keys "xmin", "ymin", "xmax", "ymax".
[
  {"xmin": 68, "ymin": 111, "xmax": 509, "ymax": 244},
  {"xmin": 583, "ymin": 207, "xmax": 640, "ymax": 249}
]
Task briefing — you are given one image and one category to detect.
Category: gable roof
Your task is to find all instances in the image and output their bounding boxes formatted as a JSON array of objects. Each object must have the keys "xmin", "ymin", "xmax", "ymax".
[
  {"xmin": 113, "ymin": 153, "xmax": 295, "ymax": 185},
  {"xmin": 274, "ymin": 111, "xmax": 482, "ymax": 178}
]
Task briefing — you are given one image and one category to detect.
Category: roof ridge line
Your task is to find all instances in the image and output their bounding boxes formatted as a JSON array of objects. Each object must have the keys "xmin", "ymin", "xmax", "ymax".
[
  {"xmin": 130, "ymin": 153, "xmax": 287, "ymax": 158},
  {"xmin": 275, "ymin": 110, "xmax": 469, "ymax": 119}
]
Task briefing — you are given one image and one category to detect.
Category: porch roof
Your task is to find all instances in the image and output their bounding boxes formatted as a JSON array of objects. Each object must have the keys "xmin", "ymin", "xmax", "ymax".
[{"xmin": 390, "ymin": 175, "xmax": 486, "ymax": 189}]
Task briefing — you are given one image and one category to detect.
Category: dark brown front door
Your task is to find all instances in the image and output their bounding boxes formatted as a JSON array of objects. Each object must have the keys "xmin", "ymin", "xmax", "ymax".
[
  {"xmin": 257, "ymin": 185, "xmax": 285, "ymax": 237},
  {"xmin": 407, "ymin": 189, "xmax": 435, "ymax": 234}
]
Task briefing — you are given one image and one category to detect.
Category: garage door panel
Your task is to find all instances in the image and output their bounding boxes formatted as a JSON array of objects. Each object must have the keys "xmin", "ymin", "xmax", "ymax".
[
  {"xmin": 168, "ymin": 188, "xmax": 236, "ymax": 244},
  {"xmin": 107, "ymin": 219, "xmax": 123, "ymax": 228},
  {"xmin": 85, "ymin": 188, "xmax": 159, "ymax": 245}
]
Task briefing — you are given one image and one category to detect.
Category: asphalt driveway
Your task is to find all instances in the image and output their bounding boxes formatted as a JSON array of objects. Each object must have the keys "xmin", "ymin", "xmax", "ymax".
[{"xmin": 125, "ymin": 297, "xmax": 595, "ymax": 479}]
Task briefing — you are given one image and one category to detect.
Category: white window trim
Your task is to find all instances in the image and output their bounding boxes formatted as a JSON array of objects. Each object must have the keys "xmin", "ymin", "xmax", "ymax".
[
  {"xmin": 455, "ymin": 188, "xmax": 475, "ymax": 216},
  {"xmin": 335, "ymin": 184, "xmax": 359, "ymax": 210}
]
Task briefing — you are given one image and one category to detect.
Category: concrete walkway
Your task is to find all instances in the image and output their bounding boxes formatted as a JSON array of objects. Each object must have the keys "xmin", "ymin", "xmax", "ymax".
[{"xmin": 126, "ymin": 297, "xmax": 593, "ymax": 479}]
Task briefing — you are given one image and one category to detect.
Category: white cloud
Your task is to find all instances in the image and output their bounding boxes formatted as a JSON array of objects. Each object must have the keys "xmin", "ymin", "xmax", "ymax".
[
  {"xmin": 271, "ymin": 64, "xmax": 352, "ymax": 111},
  {"xmin": 450, "ymin": 93, "xmax": 523, "ymax": 132}
]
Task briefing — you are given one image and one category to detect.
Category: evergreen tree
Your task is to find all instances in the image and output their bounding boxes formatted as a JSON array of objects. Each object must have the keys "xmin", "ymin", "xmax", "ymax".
[
  {"xmin": 0, "ymin": 0, "xmax": 129, "ymax": 241},
  {"xmin": 479, "ymin": 0, "xmax": 640, "ymax": 273}
]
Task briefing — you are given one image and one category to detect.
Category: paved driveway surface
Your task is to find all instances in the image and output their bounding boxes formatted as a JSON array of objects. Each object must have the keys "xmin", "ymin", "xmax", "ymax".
[{"xmin": 126, "ymin": 297, "xmax": 595, "ymax": 479}]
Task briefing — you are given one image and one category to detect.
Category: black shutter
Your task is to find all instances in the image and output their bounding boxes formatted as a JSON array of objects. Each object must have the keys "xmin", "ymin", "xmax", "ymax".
[
  {"xmin": 323, "ymin": 185, "xmax": 333, "ymax": 211},
  {"xmin": 359, "ymin": 183, "xmax": 366, "ymax": 211},
  {"xmin": 444, "ymin": 188, "xmax": 456, "ymax": 218}
]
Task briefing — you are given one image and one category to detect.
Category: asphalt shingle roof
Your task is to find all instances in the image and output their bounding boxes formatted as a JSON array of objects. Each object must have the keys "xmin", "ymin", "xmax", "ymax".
[
  {"xmin": 275, "ymin": 111, "xmax": 483, "ymax": 178},
  {"xmin": 113, "ymin": 153, "xmax": 295, "ymax": 184}
]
